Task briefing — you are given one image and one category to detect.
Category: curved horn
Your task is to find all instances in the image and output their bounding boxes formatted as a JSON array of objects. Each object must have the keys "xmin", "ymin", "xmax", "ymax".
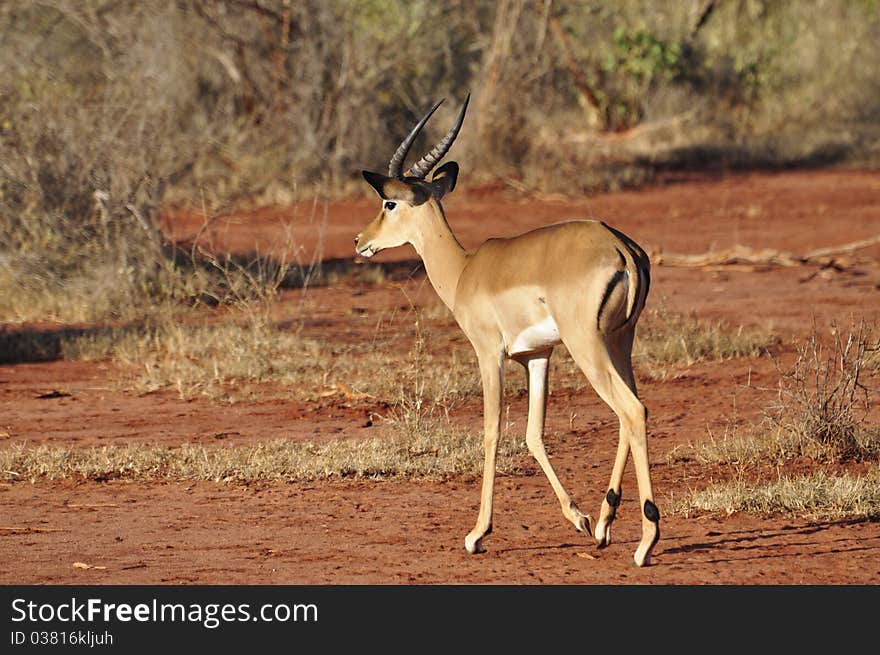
[
  {"xmin": 406, "ymin": 92, "xmax": 470, "ymax": 179},
  {"xmin": 388, "ymin": 98, "xmax": 444, "ymax": 179}
]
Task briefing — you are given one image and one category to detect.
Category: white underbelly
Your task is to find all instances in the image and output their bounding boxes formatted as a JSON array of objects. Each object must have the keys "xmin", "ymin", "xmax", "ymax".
[{"xmin": 507, "ymin": 316, "xmax": 561, "ymax": 355}]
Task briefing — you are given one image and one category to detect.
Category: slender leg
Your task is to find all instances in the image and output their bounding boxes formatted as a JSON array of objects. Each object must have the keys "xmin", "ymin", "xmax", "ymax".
[
  {"xmin": 521, "ymin": 352, "xmax": 591, "ymax": 534},
  {"xmin": 464, "ymin": 347, "xmax": 504, "ymax": 554},
  {"xmin": 595, "ymin": 328, "xmax": 637, "ymax": 548},
  {"xmin": 564, "ymin": 332, "xmax": 659, "ymax": 567},
  {"xmin": 595, "ymin": 426, "xmax": 628, "ymax": 548}
]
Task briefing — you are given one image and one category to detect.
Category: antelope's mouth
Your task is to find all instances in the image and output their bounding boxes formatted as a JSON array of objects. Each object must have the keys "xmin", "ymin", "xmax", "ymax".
[{"xmin": 356, "ymin": 244, "xmax": 377, "ymax": 258}]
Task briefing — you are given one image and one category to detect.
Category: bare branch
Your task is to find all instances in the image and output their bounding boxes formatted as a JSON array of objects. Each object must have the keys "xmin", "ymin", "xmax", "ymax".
[
  {"xmin": 689, "ymin": 0, "xmax": 717, "ymax": 41},
  {"xmin": 548, "ymin": 15, "xmax": 603, "ymax": 127}
]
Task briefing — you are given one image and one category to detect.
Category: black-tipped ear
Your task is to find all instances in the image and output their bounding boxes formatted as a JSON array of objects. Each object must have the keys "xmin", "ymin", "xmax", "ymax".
[
  {"xmin": 362, "ymin": 170, "xmax": 391, "ymax": 199},
  {"xmin": 430, "ymin": 161, "xmax": 459, "ymax": 200}
]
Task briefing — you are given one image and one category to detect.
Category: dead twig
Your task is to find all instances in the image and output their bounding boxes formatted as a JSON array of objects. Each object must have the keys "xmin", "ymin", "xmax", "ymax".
[
  {"xmin": 803, "ymin": 234, "xmax": 880, "ymax": 260},
  {"xmin": 655, "ymin": 234, "xmax": 880, "ymax": 269}
]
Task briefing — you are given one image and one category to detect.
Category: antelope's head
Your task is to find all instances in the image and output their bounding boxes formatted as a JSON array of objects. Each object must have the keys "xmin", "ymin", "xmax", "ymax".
[{"xmin": 355, "ymin": 94, "xmax": 469, "ymax": 258}]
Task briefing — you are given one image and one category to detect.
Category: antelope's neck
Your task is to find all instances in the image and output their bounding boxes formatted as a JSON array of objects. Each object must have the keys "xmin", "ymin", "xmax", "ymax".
[{"xmin": 411, "ymin": 202, "xmax": 467, "ymax": 311}]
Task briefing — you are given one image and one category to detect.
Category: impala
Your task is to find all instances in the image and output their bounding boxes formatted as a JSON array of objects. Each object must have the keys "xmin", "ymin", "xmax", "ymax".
[{"xmin": 355, "ymin": 94, "xmax": 660, "ymax": 566}]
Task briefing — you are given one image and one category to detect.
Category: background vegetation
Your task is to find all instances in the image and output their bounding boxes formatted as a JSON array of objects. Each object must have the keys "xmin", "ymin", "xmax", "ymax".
[{"xmin": 1, "ymin": 0, "xmax": 879, "ymax": 323}]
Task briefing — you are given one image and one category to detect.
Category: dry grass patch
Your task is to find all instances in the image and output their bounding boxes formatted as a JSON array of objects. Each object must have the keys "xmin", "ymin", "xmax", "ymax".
[
  {"xmin": 763, "ymin": 324, "xmax": 876, "ymax": 462},
  {"xmin": 358, "ymin": 312, "xmax": 482, "ymax": 408},
  {"xmin": 671, "ymin": 323, "xmax": 880, "ymax": 467},
  {"xmin": 19, "ymin": 298, "xmax": 775, "ymax": 403},
  {"xmin": 676, "ymin": 427, "xmax": 880, "ymax": 469},
  {"xmin": 0, "ymin": 427, "xmax": 527, "ymax": 485},
  {"xmin": 38, "ymin": 299, "xmax": 480, "ymax": 404},
  {"xmin": 60, "ymin": 317, "xmax": 329, "ymax": 400},
  {"xmin": 7, "ymin": 293, "xmax": 779, "ymax": 413},
  {"xmin": 633, "ymin": 308, "xmax": 777, "ymax": 379},
  {"xmin": 669, "ymin": 323, "xmax": 880, "ymax": 520},
  {"xmin": 668, "ymin": 469, "xmax": 880, "ymax": 520}
]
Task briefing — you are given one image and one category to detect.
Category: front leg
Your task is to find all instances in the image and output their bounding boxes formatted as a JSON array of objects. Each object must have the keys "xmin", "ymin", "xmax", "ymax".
[
  {"xmin": 521, "ymin": 352, "xmax": 592, "ymax": 536},
  {"xmin": 464, "ymin": 346, "xmax": 505, "ymax": 554}
]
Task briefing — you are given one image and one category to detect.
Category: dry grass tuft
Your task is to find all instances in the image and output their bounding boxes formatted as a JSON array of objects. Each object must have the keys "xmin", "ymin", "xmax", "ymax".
[
  {"xmin": 64, "ymin": 317, "xmax": 327, "ymax": 400},
  {"xmin": 669, "ymin": 322, "xmax": 880, "ymax": 520},
  {"xmin": 764, "ymin": 323, "xmax": 875, "ymax": 461},
  {"xmin": 673, "ymin": 323, "xmax": 880, "ymax": 467},
  {"xmin": 0, "ymin": 428, "xmax": 528, "ymax": 485},
  {"xmin": 633, "ymin": 307, "xmax": 777, "ymax": 379},
  {"xmin": 667, "ymin": 468, "xmax": 880, "ymax": 520},
  {"xmin": 39, "ymin": 301, "xmax": 775, "ymax": 403}
]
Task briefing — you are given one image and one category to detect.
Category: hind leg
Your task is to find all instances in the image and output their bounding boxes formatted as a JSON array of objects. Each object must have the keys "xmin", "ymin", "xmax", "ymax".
[
  {"xmin": 563, "ymin": 329, "xmax": 659, "ymax": 567},
  {"xmin": 595, "ymin": 327, "xmax": 636, "ymax": 548},
  {"xmin": 595, "ymin": 426, "xmax": 628, "ymax": 549}
]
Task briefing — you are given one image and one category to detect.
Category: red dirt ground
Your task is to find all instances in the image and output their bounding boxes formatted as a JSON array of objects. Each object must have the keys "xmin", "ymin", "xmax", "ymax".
[{"xmin": 2, "ymin": 169, "xmax": 880, "ymax": 584}]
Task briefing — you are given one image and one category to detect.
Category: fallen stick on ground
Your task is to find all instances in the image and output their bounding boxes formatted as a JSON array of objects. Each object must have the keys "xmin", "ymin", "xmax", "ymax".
[
  {"xmin": 654, "ymin": 234, "xmax": 880, "ymax": 268},
  {"xmin": 803, "ymin": 234, "xmax": 880, "ymax": 260}
]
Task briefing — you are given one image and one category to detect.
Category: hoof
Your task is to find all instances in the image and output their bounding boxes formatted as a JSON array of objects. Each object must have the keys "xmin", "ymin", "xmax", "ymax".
[
  {"xmin": 574, "ymin": 513, "xmax": 593, "ymax": 537},
  {"xmin": 464, "ymin": 533, "xmax": 487, "ymax": 555},
  {"xmin": 632, "ymin": 547, "xmax": 652, "ymax": 567},
  {"xmin": 632, "ymin": 500, "xmax": 661, "ymax": 566},
  {"xmin": 596, "ymin": 488, "xmax": 620, "ymax": 549},
  {"xmin": 567, "ymin": 501, "xmax": 592, "ymax": 536}
]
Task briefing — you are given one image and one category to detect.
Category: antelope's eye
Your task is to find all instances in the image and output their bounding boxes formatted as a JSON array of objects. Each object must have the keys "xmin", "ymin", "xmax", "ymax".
[{"xmin": 384, "ymin": 201, "xmax": 397, "ymax": 211}]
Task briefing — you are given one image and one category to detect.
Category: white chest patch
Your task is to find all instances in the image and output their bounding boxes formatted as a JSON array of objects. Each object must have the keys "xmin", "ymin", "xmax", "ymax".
[{"xmin": 508, "ymin": 316, "xmax": 561, "ymax": 355}]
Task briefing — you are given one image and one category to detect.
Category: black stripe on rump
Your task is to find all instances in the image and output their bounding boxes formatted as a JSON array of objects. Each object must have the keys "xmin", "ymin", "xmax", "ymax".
[{"xmin": 596, "ymin": 268, "xmax": 625, "ymax": 330}]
